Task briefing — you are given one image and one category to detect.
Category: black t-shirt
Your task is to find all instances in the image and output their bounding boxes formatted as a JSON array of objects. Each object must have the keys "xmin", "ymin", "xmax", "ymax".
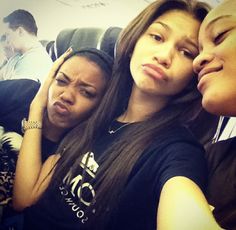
[
  {"xmin": 206, "ymin": 137, "xmax": 236, "ymax": 230},
  {"xmin": 23, "ymin": 124, "xmax": 207, "ymax": 230}
]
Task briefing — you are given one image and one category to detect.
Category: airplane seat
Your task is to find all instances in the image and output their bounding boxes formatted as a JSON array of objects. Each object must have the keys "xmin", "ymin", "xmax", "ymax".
[
  {"xmin": 53, "ymin": 28, "xmax": 78, "ymax": 60},
  {"xmin": 99, "ymin": 26, "xmax": 122, "ymax": 58},
  {"xmin": 50, "ymin": 26, "xmax": 122, "ymax": 61},
  {"xmin": 45, "ymin": 40, "xmax": 55, "ymax": 60},
  {"xmin": 39, "ymin": 39, "xmax": 50, "ymax": 47},
  {"xmin": 39, "ymin": 39, "xmax": 56, "ymax": 61}
]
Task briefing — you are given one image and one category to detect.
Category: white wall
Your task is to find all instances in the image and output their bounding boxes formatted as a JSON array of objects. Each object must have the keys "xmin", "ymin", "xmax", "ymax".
[
  {"xmin": 0, "ymin": 0, "xmax": 151, "ymax": 40},
  {"xmin": 0, "ymin": 0, "xmax": 222, "ymax": 41}
]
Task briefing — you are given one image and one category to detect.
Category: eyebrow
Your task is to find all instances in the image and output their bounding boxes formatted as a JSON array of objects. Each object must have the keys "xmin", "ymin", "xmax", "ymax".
[
  {"xmin": 58, "ymin": 72, "xmax": 70, "ymax": 81},
  {"xmin": 205, "ymin": 15, "xmax": 232, "ymax": 31},
  {"xmin": 154, "ymin": 21, "xmax": 171, "ymax": 31},
  {"xmin": 153, "ymin": 21, "xmax": 198, "ymax": 49},
  {"xmin": 183, "ymin": 37, "xmax": 198, "ymax": 50},
  {"xmin": 58, "ymin": 71, "xmax": 97, "ymax": 89}
]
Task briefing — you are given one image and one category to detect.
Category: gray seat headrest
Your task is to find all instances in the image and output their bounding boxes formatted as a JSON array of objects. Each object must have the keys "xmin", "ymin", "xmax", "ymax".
[{"xmin": 50, "ymin": 27, "xmax": 122, "ymax": 61}]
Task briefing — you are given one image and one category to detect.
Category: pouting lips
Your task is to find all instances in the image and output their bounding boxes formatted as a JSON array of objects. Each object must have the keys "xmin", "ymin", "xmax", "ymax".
[
  {"xmin": 54, "ymin": 101, "xmax": 70, "ymax": 116},
  {"xmin": 142, "ymin": 64, "xmax": 168, "ymax": 81}
]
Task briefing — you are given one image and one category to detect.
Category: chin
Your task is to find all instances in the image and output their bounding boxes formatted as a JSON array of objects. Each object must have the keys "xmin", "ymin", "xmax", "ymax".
[
  {"xmin": 202, "ymin": 87, "xmax": 236, "ymax": 116},
  {"xmin": 202, "ymin": 95, "xmax": 222, "ymax": 116},
  {"xmin": 56, "ymin": 122, "xmax": 71, "ymax": 130},
  {"xmin": 50, "ymin": 119, "xmax": 69, "ymax": 129},
  {"xmin": 202, "ymin": 96, "xmax": 234, "ymax": 116}
]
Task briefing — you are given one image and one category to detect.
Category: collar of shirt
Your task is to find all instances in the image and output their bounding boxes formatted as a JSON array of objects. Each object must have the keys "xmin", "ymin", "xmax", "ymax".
[{"xmin": 213, "ymin": 116, "xmax": 236, "ymax": 143}]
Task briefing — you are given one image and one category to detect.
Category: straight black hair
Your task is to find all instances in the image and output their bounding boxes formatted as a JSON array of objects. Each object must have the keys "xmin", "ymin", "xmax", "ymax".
[{"xmin": 65, "ymin": 47, "xmax": 114, "ymax": 81}]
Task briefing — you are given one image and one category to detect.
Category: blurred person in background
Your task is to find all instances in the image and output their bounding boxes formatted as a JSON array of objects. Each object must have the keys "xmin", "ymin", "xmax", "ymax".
[{"xmin": 0, "ymin": 9, "xmax": 52, "ymax": 83}]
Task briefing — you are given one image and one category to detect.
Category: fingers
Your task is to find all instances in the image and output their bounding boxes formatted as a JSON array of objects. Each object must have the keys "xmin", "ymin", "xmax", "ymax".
[
  {"xmin": 31, "ymin": 48, "xmax": 73, "ymax": 110},
  {"xmin": 61, "ymin": 47, "xmax": 73, "ymax": 58},
  {"xmin": 48, "ymin": 47, "xmax": 73, "ymax": 79},
  {"xmin": 55, "ymin": 47, "xmax": 73, "ymax": 66}
]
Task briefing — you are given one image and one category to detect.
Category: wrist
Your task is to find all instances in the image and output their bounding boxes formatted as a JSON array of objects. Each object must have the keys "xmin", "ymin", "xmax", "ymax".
[
  {"xmin": 29, "ymin": 103, "xmax": 45, "ymax": 118},
  {"xmin": 21, "ymin": 118, "xmax": 43, "ymax": 133}
]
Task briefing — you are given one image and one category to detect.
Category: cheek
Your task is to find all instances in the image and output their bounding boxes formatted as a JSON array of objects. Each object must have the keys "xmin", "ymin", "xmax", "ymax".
[
  {"xmin": 48, "ymin": 88, "xmax": 54, "ymax": 102},
  {"xmin": 174, "ymin": 62, "xmax": 194, "ymax": 87},
  {"xmin": 11, "ymin": 35, "xmax": 18, "ymax": 43},
  {"xmin": 49, "ymin": 85, "xmax": 60, "ymax": 97},
  {"xmin": 201, "ymin": 85, "xmax": 225, "ymax": 115},
  {"xmin": 130, "ymin": 57, "xmax": 137, "ymax": 77},
  {"xmin": 130, "ymin": 51, "xmax": 144, "ymax": 81},
  {"xmin": 222, "ymin": 35, "xmax": 236, "ymax": 51},
  {"xmin": 224, "ymin": 57, "xmax": 236, "ymax": 76},
  {"xmin": 130, "ymin": 40, "xmax": 146, "ymax": 69},
  {"xmin": 47, "ymin": 86, "xmax": 59, "ymax": 106},
  {"xmin": 72, "ymin": 100, "xmax": 98, "ymax": 120}
]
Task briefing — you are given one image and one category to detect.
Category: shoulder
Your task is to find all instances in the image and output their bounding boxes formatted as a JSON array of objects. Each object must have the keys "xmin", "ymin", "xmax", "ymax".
[
  {"xmin": 153, "ymin": 125, "xmax": 205, "ymax": 166},
  {"xmin": 206, "ymin": 136, "xmax": 236, "ymax": 176},
  {"xmin": 6, "ymin": 54, "xmax": 21, "ymax": 64},
  {"xmin": 18, "ymin": 48, "xmax": 52, "ymax": 65},
  {"xmin": 143, "ymin": 125, "xmax": 207, "ymax": 191},
  {"xmin": 15, "ymin": 48, "xmax": 52, "ymax": 81},
  {"xmin": 149, "ymin": 125, "xmax": 203, "ymax": 153}
]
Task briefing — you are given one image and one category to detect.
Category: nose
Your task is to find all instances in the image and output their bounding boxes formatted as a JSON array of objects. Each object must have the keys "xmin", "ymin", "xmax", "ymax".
[
  {"xmin": 193, "ymin": 51, "xmax": 214, "ymax": 74},
  {"xmin": 0, "ymin": 34, "xmax": 6, "ymax": 42},
  {"xmin": 153, "ymin": 45, "xmax": 172, "ymax": 69},
  {"xmin": 60, "ymin": 88, "xmax": 75, "ymax": 105}
]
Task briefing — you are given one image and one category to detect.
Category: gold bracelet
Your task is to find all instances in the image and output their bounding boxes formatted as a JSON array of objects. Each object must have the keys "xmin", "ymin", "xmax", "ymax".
[{"xmin": 21, "ymin": 118, "xmax": 42, "ymax": 133}]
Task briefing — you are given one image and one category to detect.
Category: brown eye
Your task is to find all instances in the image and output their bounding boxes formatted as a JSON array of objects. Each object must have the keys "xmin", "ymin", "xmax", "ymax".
[
  {"xmin": 56, "ymin": 78, "xmax": 66, "ymax": 86},
  {"xmin": 214, "ymin": 30, "xmax": 228, "ymax": 45},
  {"xmin": 150, "ymin": 34, "xmax": 163, "ymax": 42},
  {"xmin": 180, "ymin": 49, "xmax": 195, "ymax": 59},
  {"xmin": 79, "ymin": 89, "xmax": 95, "ymax": 98},
  {"xmin": 55, "ymin": 75, "xmax": 67, "ymax": 86}
]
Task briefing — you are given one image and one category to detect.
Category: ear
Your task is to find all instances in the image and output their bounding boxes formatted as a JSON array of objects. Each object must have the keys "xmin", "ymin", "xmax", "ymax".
[{"xmin": 17, "ymin": 26, "xmax": 25, "ymax": 36}]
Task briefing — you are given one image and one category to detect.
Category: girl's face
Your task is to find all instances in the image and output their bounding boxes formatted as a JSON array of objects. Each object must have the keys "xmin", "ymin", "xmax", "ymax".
[
  {"xmin": 130, "ymin": 10, "xmax": 200, "ymax": 99},
  {"xmin": 193, "ymin": 0, "xmax": 236, "ymax": 116},
  {"xmin": 47, "ymin": 55, "xmax": 107, "ymax": 129}
]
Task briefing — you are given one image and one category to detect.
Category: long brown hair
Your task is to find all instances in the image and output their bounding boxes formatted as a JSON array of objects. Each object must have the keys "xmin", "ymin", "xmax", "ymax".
[{"xmin": 45, "ymin": 0, "xmax": 211, "ymax": 228}]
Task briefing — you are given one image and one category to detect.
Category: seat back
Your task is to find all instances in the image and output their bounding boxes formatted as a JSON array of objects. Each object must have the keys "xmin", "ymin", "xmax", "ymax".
[
  {"xmin": 49, "ymin": 27, "xmax": 122, "ymax": 61},
  {"xmin": 98, "ymin": 27, "xmax": 122, "ymax": 58}
]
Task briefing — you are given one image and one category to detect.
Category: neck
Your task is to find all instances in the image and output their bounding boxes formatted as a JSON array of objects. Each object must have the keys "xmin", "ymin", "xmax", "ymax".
[
  {"xmin": 118, "ymin": 86, "xmax": 169, "ymax": 123},
  {"xmin": 43, "ymin": 115, "xmax": 67, "ymax": 142},
  {"xmin": 19, "ymin": 36, "xmax": 39, "ymax": 54}
]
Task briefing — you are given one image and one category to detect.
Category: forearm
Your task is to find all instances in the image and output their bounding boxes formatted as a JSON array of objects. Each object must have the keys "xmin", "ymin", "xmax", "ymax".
[
  {"xmin": 13, "ymin": 47, "xmax": 72, "ymax": 210},
  {"xmin": 13, "ymin": 105, "xmax": 44, "ymax": 210},
  {"xmin": 157, "ymin": 177, "xmax": 222, "ymax": 230}
]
